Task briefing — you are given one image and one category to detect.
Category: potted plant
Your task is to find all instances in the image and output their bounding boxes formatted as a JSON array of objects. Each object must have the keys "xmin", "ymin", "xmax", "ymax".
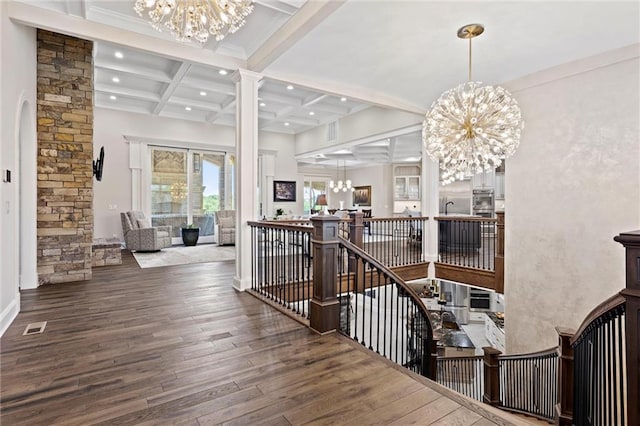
[{"xmin": 181, "ymin": 223, "xmax": 200, "ymax": 246}]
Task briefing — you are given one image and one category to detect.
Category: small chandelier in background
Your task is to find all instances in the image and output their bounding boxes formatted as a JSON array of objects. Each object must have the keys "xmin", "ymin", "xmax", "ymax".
[
  {"xmin": 134, "ymin": 0, "xmax": 255, "ymax": 43},
  {"xmin": 423, "ymin": 24, "xmax": 524, "ymax": 185},
  {"xmin": 329, "ymin": 160, "xmax": 354, "ymax": 193}
]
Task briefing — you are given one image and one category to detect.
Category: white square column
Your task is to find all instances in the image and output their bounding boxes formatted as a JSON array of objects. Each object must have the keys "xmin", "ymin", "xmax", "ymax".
[
  {"xmin": 422, "ymin": 153, "xmax": 440, "ymax": 277},
  {"xmin": 233, "ymin": 69, "xmax": 262, "ymax": 291}
]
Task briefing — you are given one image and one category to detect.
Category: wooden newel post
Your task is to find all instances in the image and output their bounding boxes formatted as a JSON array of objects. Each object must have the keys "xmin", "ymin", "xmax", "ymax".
[
  {"xmin": 348, "ymin": 212, "xmax": 366, "ymax": 293},
  {"xmin": 483, "ymin": 346, "xmax": 501, "ymax": 406},
  {"xmin": 495, "ymin": 212, "xmax": 505, "ymax": 294},
  {"xmin": 613, "ymin": 230, "xmax": 640, "ymax": 426},
  {"xmin": 423, "ymin": 336, "xmax": 438, "ymax": 381},
  {"xmin": 309, "ymin": 215, "xmax": 341, "ymax": 334},
  {"xmin": 348, "ymin": 212, "xmax": 364, "ymax": 249},
  {"xmin": 555, "ymin": 327, "xmax": 575, "ymax": 425}
]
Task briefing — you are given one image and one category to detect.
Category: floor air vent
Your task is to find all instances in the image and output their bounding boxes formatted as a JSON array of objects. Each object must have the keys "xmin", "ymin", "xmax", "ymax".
[{"xmin": 23, "ymin": 321, "xmax": 47, "ymax": 336}]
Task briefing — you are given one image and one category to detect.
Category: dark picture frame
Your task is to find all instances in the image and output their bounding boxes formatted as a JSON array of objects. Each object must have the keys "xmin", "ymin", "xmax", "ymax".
[
  {"xmin": 273, "ymin": 180, "xmax": 297, "ymax": 202},
  {"xmin": 353, "ymin": 185, "xmax": 371, "ymax": 206}
]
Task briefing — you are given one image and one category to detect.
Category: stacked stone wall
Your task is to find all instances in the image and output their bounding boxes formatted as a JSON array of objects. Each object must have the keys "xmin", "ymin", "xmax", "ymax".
[{"xmin": 36, "ymin": 30, "xmax": 94, "ymax": 284}]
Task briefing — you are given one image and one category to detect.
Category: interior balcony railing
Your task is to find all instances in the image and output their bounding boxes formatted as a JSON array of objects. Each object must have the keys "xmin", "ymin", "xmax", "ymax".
[
  {"xmin": 336, "ymin": 236, "xmax": 437, "ymax": 378},
  {"xmin": 248, "ymin": 220, "xmax": 313, "ymax": 324},
  {"xmin": 434, "ymin": 213, "xmax": 504, "ymax": 293},
  {"xmin": 246, "ymin": 214, "xmax": 640, "ymax": 425}
]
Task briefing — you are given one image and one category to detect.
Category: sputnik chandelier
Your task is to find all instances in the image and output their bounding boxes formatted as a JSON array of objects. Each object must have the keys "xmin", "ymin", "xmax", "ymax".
[
  {"xmin": 134, "ymin": 0, "xmax": 255, "ymax": 43},
  {"xmin": 423, "ymin": 24, "xmax": 524, "ymax": 185}
]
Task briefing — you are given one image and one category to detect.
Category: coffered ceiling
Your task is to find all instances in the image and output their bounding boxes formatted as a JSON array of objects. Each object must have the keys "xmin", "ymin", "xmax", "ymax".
[{"xmin": 10, "ymin": 0, "xmax": 640, "ymax": 166}]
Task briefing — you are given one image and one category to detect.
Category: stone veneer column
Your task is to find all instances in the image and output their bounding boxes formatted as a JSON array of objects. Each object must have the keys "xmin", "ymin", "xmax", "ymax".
[{"xmin": 36, "ymin": 30, "xmax": 93, "ymax": 284}]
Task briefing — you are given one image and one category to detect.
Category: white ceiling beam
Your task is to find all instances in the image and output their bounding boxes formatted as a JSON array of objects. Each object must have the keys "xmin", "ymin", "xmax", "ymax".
[
  {"xmin": 207, "ymin": 97, "xmax": 236, "ymax": 124},
  {"xmin": 248, "ymin": 0, "xmax": 347, "ymax": 71},
  {"xmin": 168, "ymin": 96, "xmax": 222, "ymax": 112},
  {"xmin": 153, "ymin": 63, "xmax": 192, "ymax": 115},
  {"xmin": 8, "ymin": 2, "xmax": 245, "ymax": 70},
  {"xmin": 96, "ymin": 103, "xmax": 153, "ymax": 116},
  {"xmin": 302, "ymin": 94, "xmax": 327, "ymax": 107},
  {"xmin": 180, "ymin": 76, "xmax": 236, "ymax": 96},
  {"xmin": 262, "ymin": 70, "xmax": 426, "ymax": 116},
  {"xmin": 65, "ymin": 0, "xmax": 86, "ymax": 18},
  {"xmin": 254, "ymin": 0, "xmax": 299, "ymax": 16},
  {"xmin": 94, "ymin": 84, "xmax": 161, "ymax": 102},
  {"xmin": 95, "ymin": 61, "xmax": 173, "ymax": 83}
]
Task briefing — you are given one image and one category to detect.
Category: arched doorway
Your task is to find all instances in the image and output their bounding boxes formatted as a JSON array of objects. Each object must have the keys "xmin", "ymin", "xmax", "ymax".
[{"xmin": 18, "ymin": 99, "xmax": 37, "ymax": 290}]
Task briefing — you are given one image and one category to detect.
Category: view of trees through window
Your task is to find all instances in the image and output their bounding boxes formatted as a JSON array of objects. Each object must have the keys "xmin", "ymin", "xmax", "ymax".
[{"xmin": 304, "ymin": 179, "xmax": 328, "ymax": 213}]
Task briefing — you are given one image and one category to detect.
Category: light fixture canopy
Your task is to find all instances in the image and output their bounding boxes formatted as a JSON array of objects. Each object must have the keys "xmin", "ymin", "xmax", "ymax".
[
  {"xmin": 134, "ymin": 0, "xmax": 255, "ymax": 43},
  {"xmin": 423, "ymin": 23, "xmax": 524, "ymax": 185}
]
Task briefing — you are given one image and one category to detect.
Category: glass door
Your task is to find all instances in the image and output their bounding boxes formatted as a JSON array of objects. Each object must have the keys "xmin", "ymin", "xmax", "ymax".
[
  {"xmin": 190, "ymin": 151, "xmax": 226, "ymax": 244},
  {"xmin": 150, "ymin": 147, "xmax": 188, "ymax": 244},
  {"xmin": 150, "ymin": 147, "xmax": 227, "ymax": 245}
]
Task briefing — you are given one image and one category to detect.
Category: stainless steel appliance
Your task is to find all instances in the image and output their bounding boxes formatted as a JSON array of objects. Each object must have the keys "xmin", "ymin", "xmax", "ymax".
[
  {"xmin": 469, "ymin": 288, "xmax": 492, "ymax": 311},
  {"xmin": 440, "ymin": 281, "xmax": 470, "ymax": 324},
  {"xmin": 472, "ymin": 189, "xmax": 494, "ymax": 218}
]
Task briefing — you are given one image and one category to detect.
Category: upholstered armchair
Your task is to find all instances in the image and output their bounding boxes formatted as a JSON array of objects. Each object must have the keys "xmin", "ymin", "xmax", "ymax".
[
  {"xmin": 215, "ymin": 210, "xmax": 235, "ymax": 245},
  {"xmin": 120, "ymin": 211, "xmax": 172, "ymax": 252}
]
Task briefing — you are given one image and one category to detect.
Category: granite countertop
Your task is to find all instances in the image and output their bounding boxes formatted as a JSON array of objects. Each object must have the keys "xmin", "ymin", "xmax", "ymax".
[
  {"xmin": 486, "ymin": 312, "xmax": 505, "ymax": 332},
  {"xmin": 428, "ymin": 310, "xmax": 475, "ymax": 349}
]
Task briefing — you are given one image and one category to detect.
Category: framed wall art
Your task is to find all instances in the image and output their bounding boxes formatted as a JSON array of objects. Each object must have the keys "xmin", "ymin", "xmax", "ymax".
[
  {"xmin": 273, "ymin": 180, "xmax": 296, "ymax": 202},
  {"xmin": 353, "ymin": 185, "xmax": 371, "ymax": 206}
]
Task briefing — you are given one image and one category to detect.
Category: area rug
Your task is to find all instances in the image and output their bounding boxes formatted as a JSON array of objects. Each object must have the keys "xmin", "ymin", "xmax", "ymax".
[{"xmin": 132, "ymin": 244, "xmax": 235, "ymax": 269}]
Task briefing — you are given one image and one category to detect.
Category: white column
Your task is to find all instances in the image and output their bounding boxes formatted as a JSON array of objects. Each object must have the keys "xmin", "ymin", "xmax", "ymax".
[
  {"xmin": 261, "ymin": 154, "xmax": 275, "ymax": 219},
  {"xmin": 423, "ymin": 153, "xmax": 440, "ymax": 277},
  {"xmin": 128, "ymin": 139, "xmax": 144, "ymax": 211},
  {"xmin": 233, "ymin": 69, "xmax": 262, "ymax": 291}
]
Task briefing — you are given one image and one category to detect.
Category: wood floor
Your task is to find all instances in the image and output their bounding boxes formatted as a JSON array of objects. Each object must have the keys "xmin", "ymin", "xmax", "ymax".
[{"xmin": 1, "ymin": 252, "xmax": 530, "ymax": 425}]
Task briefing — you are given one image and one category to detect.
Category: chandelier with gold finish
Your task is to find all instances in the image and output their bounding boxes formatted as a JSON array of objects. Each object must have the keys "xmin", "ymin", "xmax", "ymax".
[
  {"xmin": 134, "ymin": 0, "xmax": 255, "ymax": 43},
  {"xmin": 423, "ymin": 24, "xmax": 524, "ymax": 185}
]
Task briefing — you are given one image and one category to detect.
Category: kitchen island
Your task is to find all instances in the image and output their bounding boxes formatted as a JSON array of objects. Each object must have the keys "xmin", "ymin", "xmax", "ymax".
[{"xmin": 428, "ymin": 309, "xmax": 476, "ymax": 357}]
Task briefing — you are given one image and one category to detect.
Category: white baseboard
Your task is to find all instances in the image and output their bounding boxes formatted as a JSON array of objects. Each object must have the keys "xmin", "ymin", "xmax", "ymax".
[{"xmin": 0, "ymin": 293, "xmax": 20, "ymax": 337}]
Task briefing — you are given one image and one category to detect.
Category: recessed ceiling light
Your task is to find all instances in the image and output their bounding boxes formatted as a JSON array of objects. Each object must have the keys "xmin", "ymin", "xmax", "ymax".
[
  {"xmin": 114, "ymin": 51, "xmax": 123, "ymax": 59},
  {"xmin": 286, "ymin": 85, "xmax": 294, "ymax": 90},
  {"xmin": 259, "ymin": 102, "xmax": 266, "ymax": 107},
  {"xmin": 185, "ymin": 107, "xmax": 192, "ymax": 111},
  {"xmin": 218, "ymin": 69, "xmax": 228, "ymax": 75},
  {"xmin": 109, "ymin": 95, "xmax": 117, "ymax": 100},
  {"xmin": 309, "ymin": 111, "xmax": 315, "ymax": 116},
  {"xmin": 340, "ymin": 97, "xmax": 347, "ymax": 102},
  {"xmin": 284, "ymin": 122, "xmax": 290, "ymax": 126},
  {"xmin": 112, "ymin": 77, "xmax": 120, "ymax": 83},
  {"xmin": 200, "ymin": 91, "xmax": 207, "ymax": 96}
]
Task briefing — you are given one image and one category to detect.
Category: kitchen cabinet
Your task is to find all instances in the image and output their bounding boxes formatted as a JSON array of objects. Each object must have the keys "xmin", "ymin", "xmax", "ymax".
[
  {"xmin": 394, "ymin": 176, "xmax": 420, "ymax": 200},
  {"xmin": 494, "ymin": 172, "xmax": 505, "ymax": 200},
  {"xmin": 394, "ymin": 165, "xmax": 420, "ymax": 201},
  {"xmin": 472, "ymin": 169, "xmax": 495, "ymax": 189},
  {"xmin": 485, "ymin": 314, "xmax": 505, "ymax": 353}
]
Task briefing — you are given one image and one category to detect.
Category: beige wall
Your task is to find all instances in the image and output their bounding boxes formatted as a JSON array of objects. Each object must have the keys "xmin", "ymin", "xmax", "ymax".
[{"xmin": 505, "ymin": 51, "xmax": 640, "ymax": 353}]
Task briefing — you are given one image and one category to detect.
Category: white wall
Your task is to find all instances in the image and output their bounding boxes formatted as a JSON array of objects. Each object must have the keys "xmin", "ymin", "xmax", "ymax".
[
  {"xmin": 93, "ymin": 107, "xmax": 296, "ymax": 238},
  {"xmin": 505, "ymin": 49, "xmax": 640, "ymax": 353},
  {"xmin": 295, "ymin": 106, "xmax": 422, "ymax": 155},
  {"xmin": 258, "ymin": 131, "xmax": 297, "ymax": 217},
  {"xmin": 0, "ymin": 7, "xmax": 37, "ymax": 334}
]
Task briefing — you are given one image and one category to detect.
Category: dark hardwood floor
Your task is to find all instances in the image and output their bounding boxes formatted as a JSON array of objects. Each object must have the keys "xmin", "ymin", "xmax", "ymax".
[{"xmin": 1, "ymin": 251, "xmax": 529, "ymax": 425}]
